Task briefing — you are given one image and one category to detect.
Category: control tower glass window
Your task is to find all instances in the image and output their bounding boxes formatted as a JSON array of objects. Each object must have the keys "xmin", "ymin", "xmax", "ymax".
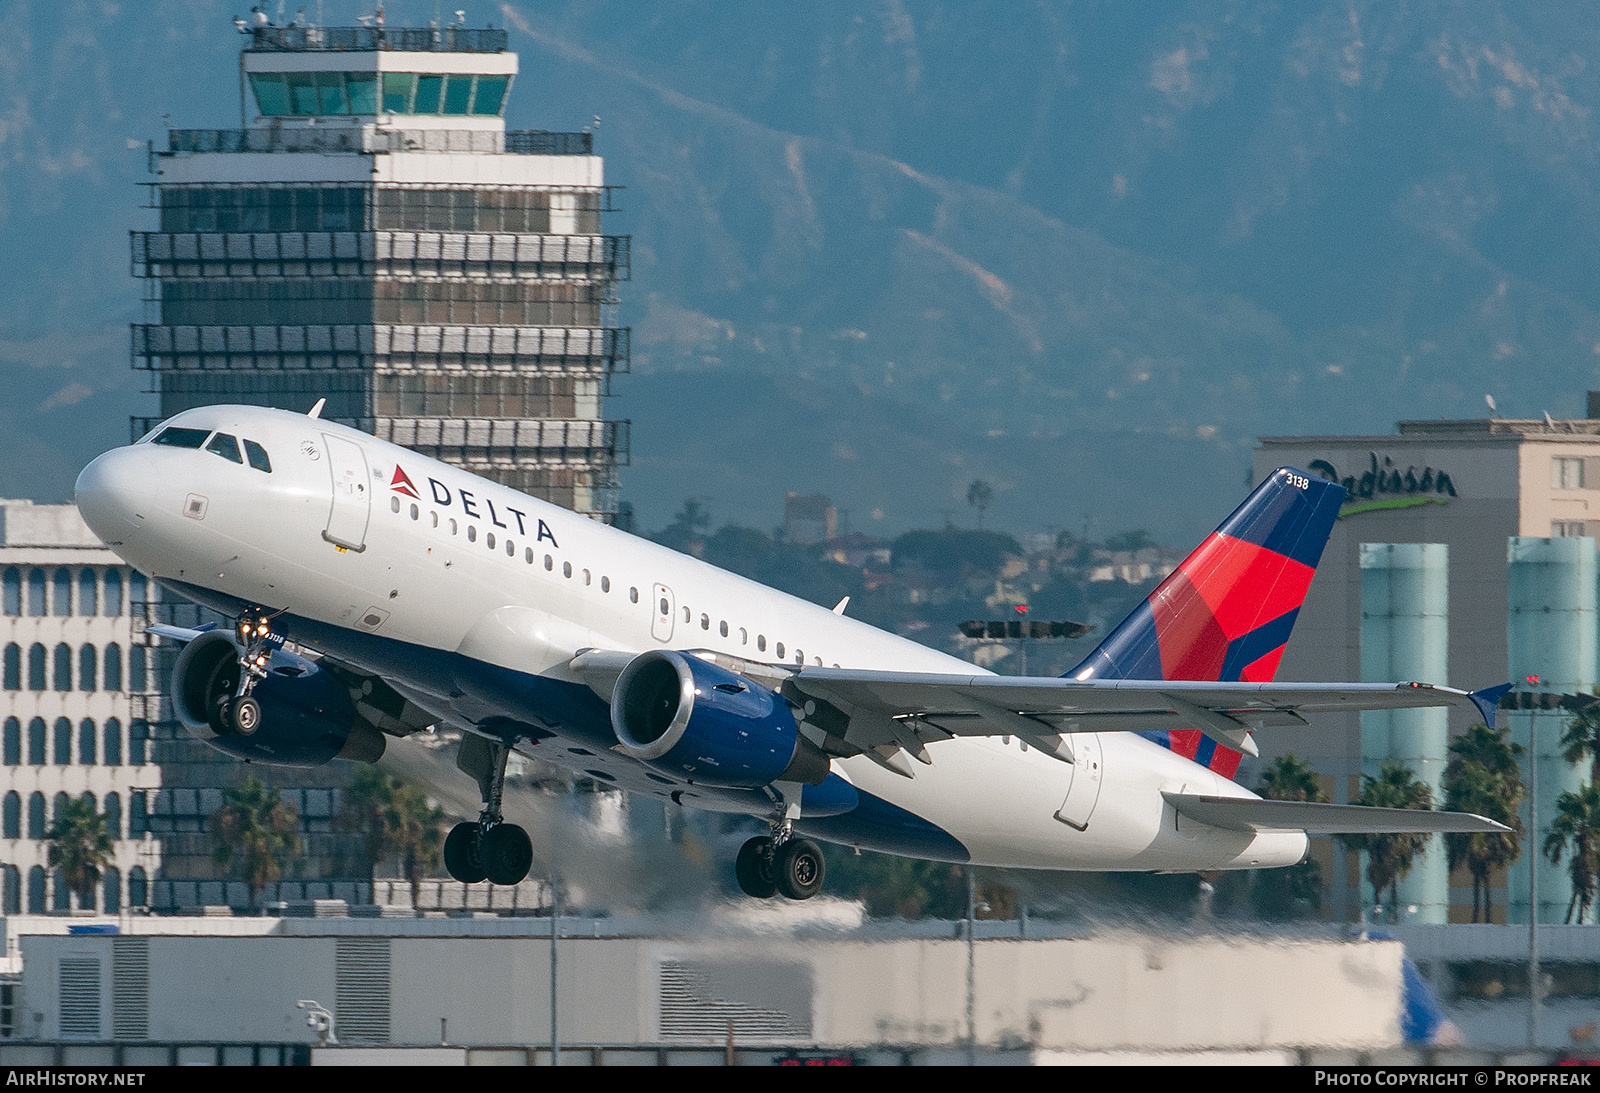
[
  {"xmin": 250, "ymin": 72, "xmax": 507, "ymax": 117},
  {"xmin": 413, "ymin": 75, "xmax": 443, "ymax": 113},
  {"xmin": 472, "ymin": 76, "xmax": 508, "ymax": 115},
  {"xmin": 382, "ymin": 73, "xmax": 414, "ymax": 113}
]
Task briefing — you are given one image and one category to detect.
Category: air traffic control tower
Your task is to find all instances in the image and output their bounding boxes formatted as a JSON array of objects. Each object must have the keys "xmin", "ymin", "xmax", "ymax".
[{"xmin": 134, "ymin": 16, "xmax": 630, "ymax": 522}]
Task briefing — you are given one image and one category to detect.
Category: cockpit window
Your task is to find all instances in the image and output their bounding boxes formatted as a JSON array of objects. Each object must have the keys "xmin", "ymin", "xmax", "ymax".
[
  {"xmin": 205, "ymin": 433, "xmax": 244, "ymax": 464},
  {"xmin": 243, "ymin": 439, "xmax": 272, "ymax": 473},
  {"xmin": 151, "ymin": 427, "xmax": 211, "ymax": 449}
]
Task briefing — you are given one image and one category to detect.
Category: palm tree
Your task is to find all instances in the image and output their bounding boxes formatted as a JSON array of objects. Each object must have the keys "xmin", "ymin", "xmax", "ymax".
[
  {"xmin": 1251, "ymin": 754, "xmax": 1326, "ymax": 919},
  {"xmin": 1544, "ymin": 782, "xmax": 1600, "ymax": 924},
  {"xmin": 1340, "ymin": 758, "xmax": 1433, "ymax": 923},
  {"xmin": 210, "ymin": 776, "xmax": 300, "ymax": 909},
  {"xmin": 46, "ymin": 795, "xmax": 113, "ymax": 910},
  {"xmin": 966, "ymin": 480, "xmax": 994, "ymax": 530},
  {"xmin": 341, "ymin": 766, "xmax": 448, "ymax": 908},
  {"xmin": 1561, "ymin": 695, "xmax": 1600, "ymax": 781},
  {"xmin": 1257, "ymin": 753, "xmax": 1324, "ymax": 803},
  {"xmin": 1443, "ymin": 723, "xmax": 1525, "ymax": 923}
]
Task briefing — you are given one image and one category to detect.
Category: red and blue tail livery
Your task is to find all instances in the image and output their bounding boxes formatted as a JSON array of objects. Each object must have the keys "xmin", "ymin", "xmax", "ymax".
[{"xmin": 1067, "ymin": 467, "xmax": 1346, "ymax": 777}]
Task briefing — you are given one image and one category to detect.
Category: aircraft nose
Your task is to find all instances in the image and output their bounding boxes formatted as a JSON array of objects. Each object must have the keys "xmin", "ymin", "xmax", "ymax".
[{"xmin": 75, "ymin": 448, "xmax": 151, "ymax": 546}]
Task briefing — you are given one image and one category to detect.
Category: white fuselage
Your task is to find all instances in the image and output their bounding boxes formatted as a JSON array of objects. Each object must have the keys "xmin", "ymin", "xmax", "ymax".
[{"xmin": 75, "ymin": 406, "xmax": 1307, "ymax": 872}]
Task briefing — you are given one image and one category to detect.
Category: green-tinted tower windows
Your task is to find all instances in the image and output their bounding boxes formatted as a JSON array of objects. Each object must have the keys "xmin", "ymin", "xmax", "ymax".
[
  {"xmin": 286, "ymin": 72, "xmax": 318, "ymax": 114},
  {"xmin": 413, "ymin": 75, "xmax": 443, "ymax": 114},
  {"xmin": 249, "ymin": 73, "xmax": 290, "ymax": 116},
  {"xmin": 382, "ymin": 73, "xmax": 414, "ymax": 113},
  {"xmin": 316, "ymin": 72, "xmax": 346, "ymax": 114},
  {"xmin": 443, "ymin": 75, "xmax": 474, "ymax": 115},
  {"xmin": 250, "ymin": 70, "xmax": 510, "ymax": 117},
  {"xmin": 472, "ymin": 76, "xmax": 508, "ymax": 115},
  {"xmin": 347, "ymin": 74, "xmax": 377, "ymax": 114}
]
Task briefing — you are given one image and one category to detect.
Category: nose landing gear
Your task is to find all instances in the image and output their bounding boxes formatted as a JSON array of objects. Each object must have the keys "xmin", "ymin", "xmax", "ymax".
[
  {"xmin": 443, "ymin": 733, "xmax": 534, "ymax": 886},
  {"xmin": 209, "ymin": 607, "xmax": 282, "ymax": 737}
]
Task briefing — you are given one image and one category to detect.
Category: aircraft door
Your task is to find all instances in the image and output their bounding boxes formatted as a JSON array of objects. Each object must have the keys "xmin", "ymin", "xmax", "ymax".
[
  {"xmin": 651, "ymin": 584, "xmax": 675, "ymax": 643},
  {"xmin": 321, "ymin": 433, "xmax": 371, "ymax": 551},
  {"xmin": 1053, "ymin": 733, "xmax": 1104, "ymax": 831}
]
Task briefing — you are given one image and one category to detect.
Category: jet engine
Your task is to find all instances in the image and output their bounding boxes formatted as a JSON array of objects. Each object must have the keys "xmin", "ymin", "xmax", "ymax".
[
  {"xmin": 170, "ymin": 630, "xmax": 385, "ymax": 766},
  {"xmin": 611, "ymin": 650, "xmax": 829, "ymax": 787}
]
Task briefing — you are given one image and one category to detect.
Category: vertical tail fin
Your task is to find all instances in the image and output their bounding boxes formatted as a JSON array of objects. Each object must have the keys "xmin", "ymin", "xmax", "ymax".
[{"xmin": 1067, "ymin": 467, "xmax": 1346, "ymax": 777}]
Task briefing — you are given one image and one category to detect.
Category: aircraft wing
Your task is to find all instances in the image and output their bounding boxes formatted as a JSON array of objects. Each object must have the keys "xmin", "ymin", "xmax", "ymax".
[
  {"xmin": 567, "ymin": 650, "xmax": 1509, "ymax": 775},
  {"xmin": 779, "ymin": 667, "xmax": 1511, "ymax": 769},
  {"xmin": 1162, "ymin": 793, "xmax": 1510, "ymax": 835}
]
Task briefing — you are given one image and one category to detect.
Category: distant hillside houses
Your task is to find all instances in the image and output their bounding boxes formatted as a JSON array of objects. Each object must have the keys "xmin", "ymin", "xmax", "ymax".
[{"xmin": 1086, "ymin": 547, "xmax": 1185, "ymax": 585}]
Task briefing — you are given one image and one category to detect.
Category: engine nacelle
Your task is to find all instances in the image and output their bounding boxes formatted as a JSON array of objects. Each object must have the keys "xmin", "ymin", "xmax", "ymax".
[
  {"xmin": 170, "ymin": 630, "xmax": 384, "ymax": 767},
  {"xmin": 611, "ymin": 650, "xmax": 829, "ymax": 787}
]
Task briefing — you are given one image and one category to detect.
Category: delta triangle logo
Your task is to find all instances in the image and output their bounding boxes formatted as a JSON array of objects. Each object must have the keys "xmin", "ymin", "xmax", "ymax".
[{"xmin": 390, "ymin": 464, "xmax": 420, "ymax": 499}]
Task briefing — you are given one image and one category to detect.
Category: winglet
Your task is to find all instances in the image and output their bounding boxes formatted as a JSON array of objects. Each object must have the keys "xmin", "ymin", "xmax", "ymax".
[
  {"xmin": 1469, "ymin": 683, "xmax": 1513, "ymax": 729},
  {"xmin": 308, "ymin": 397, "xmax": 326, "ymax": 419}
]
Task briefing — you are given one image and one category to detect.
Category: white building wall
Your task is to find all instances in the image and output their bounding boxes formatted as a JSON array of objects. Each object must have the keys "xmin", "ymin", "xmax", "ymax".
[
  {"xmin": 0, "ymin": 501, "xmax": 161, "ymax": 917},
  {"xmin": 12, "ymin": 925, "xmax": 1406, "ymax": 1051}
]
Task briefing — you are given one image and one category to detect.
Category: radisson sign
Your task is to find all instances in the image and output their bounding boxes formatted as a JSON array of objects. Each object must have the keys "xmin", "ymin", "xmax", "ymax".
[{"xmin": 1308, "ymin": 453, "xmax": 1457, "ymax": 516}]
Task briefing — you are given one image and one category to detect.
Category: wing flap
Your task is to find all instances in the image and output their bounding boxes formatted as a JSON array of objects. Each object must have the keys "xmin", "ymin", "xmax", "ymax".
[{"xmin": 1163, "ymin": 792, "xmax": 1510, "ymax": 835}]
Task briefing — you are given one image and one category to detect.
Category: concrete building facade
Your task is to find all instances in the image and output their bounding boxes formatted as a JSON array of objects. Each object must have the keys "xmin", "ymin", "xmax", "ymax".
[{"xmin": 0, "ymin": 501, "xmax": 162, "ymax": 917}]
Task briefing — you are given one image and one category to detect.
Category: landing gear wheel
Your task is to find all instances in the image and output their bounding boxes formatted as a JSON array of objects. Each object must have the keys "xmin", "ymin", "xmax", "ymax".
[
  {"xmin": 231, "ymin": 695, "xmax": 262, "ymax": 736},
  {"xmin": 443, "ymin": 822, "xmax": 487, "ymax": 884},
  {"xmin": 735, "ymin": 836, "xmax": 778, "ymax": 898},
  {"xmin": 774, "ymin": 838, "xmax": 825, "ymax": 901},
  {"xmin": 479, "ymin": 823, "xmax": 533, "ymax": 886},
  {"xmin": 208, "ymin": 696, "xmax": 234, "ymax": 736}
]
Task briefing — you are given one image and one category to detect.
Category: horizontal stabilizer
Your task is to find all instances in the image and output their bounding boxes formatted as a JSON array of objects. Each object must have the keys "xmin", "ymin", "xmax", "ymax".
[{"xmin": 1162, "ymin": 792, "xmax": 1510, "ymax": 835}]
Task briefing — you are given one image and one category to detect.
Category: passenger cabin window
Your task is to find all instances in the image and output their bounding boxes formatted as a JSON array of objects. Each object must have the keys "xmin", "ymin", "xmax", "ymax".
[
  {"xmin": 390, "ymin": 497, "xmax": 401, "ymax": 513},
  {"xmin": 205, "ymin": 433, "xmax": 243, "ymax": 464},
  {"xmin": 243, "ymin": 439, "xmax": 272, "ymax": 472},
  {"xmin": 776, "ymin": 643, "xmax": 785, "ymax": 659},
  {"xmin": 152, "ymin": 427, "xmax": 211, "ymax": 449}
]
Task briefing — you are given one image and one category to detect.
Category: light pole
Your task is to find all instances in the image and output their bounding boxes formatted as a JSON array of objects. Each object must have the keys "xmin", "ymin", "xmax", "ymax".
[
  {"xmin": 549, "ymin": 868, "xmax": 560, "ymax": 1066},
  {"xmin": 1526, "ymin": 675, "xmax": 1541, "ymax": 1051}
]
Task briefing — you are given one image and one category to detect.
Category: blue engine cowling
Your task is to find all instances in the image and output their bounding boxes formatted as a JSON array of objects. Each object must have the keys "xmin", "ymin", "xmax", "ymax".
[
  {"xmin": 170, "ymin": 630, "xmax": 384, "ymax": 767},
  {"xmin": 611, "ymin": 650, "xmax": 829, "ymax": 787}
]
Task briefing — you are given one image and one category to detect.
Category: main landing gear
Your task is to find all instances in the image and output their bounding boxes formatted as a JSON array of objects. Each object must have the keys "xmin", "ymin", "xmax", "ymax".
[
  {"xmin": 443, "ymin": 734, "xmax": 533, "ymax": 887},
  {"xmin": 735, "ymin": 807, "xmax": 826, "ymax": 901},
  {"xmin": 208, "ymin": 607, "xmax": 280, "ymax": 737}
]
